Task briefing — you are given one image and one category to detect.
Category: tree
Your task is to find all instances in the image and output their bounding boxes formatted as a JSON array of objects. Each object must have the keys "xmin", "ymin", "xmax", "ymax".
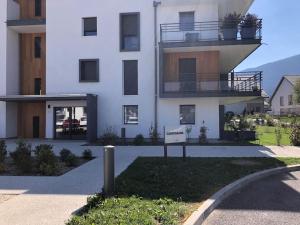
[{"xmin": 294, "ymin": 79, "xmax": 300, "ymax": 104}]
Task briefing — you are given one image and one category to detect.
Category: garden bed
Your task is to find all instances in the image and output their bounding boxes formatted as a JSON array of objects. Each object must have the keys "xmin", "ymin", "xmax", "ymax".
[{"xmin": 68, "ymin": 157, "xmax": 300, "ymax": 225}]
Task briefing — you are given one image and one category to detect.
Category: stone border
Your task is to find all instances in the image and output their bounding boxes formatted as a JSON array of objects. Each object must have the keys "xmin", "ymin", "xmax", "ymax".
[{"xmin": 184, "ymin": 165, "xmax": 300, "ymax": 225}]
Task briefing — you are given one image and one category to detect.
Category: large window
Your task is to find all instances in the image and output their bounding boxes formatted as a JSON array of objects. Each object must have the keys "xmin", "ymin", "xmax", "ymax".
[
  {"xmin": 35, "ymin": 0, "xmax": 42, "ymax": 17},
  {"xmin": 179, "ymin": 12, "xmax": 195, "ymax": 31},
  {"xmin": 180, "ymin": 105, "xmax": 195, "ymax": 125},
  {"xmin": 83, "ymin": 17, "xmax": 97, "ymax": 36},
  {"xmin": 288, "ymin": 95, "xmax": 293, "ymax": 105},
  {"xmin": 123, "ymin": 60, "xmax": 138, "ymax": 95},
  {"xmin": 280, "ymin": 96, "xmax": 284, "ymax": 106},
  {"xmin": 34, "ymin": 36, "xmax": 41, "ymax": 58},
  {"xmin": 120, "ymin": 13, "xmax": 140, "ymax": 51},
  {"xmin": 79, "ymin": 59, "xmax": 99, "ymax": 82},
  {"xmin": 124, "ymin": 105, "xmax": 138, "ymax": 124}
]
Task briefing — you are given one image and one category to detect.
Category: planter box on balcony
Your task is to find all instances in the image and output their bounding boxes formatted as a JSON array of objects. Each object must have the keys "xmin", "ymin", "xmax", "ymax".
[
  {"xmin": 241, "ymin": 27, "xmax": 257, "ymax": 39},
  {"xmin": 222, "ymin": 28, "xmax": 238, "ymax": 40},
  {"xmin": 185, "ymin": 33, "xmax": 199, "ymax": 42}
]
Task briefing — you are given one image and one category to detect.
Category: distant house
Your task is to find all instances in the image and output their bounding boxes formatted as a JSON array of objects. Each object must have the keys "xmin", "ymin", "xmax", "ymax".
[
  {"xmin": 225, "ymin": 90, "xmax": 269, "ymax": 115},
  {"xmin": 270, "ymin": 75, "xmax": 300, "ymax": 115}
]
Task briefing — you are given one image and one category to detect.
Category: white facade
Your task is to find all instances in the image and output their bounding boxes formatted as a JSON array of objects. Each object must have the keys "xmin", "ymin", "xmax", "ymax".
[
  {"xmin": 0, "ymin": 0, "xmax": 260, "ymax": 140},
  {"xmin": 271, "ymin": 77, "xmax": 300, "ymax": 115}
]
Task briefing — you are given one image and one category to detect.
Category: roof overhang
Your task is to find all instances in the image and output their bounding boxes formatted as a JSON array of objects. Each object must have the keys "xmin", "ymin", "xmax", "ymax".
[{"xmin": 0, "ymin": 94, "xmax": 95, "ymax": 102}]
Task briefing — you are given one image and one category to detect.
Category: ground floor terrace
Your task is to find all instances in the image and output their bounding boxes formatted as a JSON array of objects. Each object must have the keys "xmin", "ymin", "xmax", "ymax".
[{"xmin": 0, "ymin": 94, "xmax": 261, "ymax": 142}]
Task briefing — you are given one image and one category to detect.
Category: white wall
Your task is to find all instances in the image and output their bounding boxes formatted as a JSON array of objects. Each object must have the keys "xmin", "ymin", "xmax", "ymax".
[
  {"xmin": 7, "ymin": 0, "xmax": 20, "ymax": 20},
  {"xmin": 0, "ymin": 1, "xmax": 7, "ymax": 138},
  {"xmin": 158, "ymin": 98, "xmax": 220, "ymax": 139},
  {"xmin": 271, "ymin": 79, "xmax": 300, "ymax": 115}
]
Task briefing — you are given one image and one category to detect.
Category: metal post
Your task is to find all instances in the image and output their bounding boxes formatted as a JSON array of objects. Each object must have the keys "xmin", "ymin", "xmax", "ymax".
[
  {"xmin": 231, "ymin": 72, "xmax": 234, "ymax": 91},
  {"xmin": 103, "ymin": 145, "xmax": 115, "ymax": 196},
  {"xmin": 182, "ymin": 143, "xmax": 186, "ymax": 160},
  {"xmin": 164, "ymin": 144, "xmax": 168, "ymax": 159}
]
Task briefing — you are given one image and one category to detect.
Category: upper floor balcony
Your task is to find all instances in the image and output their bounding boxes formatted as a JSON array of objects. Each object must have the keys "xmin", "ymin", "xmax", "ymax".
[
  {"xmin": 160, "ymin": 18, "xmax": 262, "ymax": 48},
  {"xmin": 160, "ymin": 71, "xmax": 262, "ymax": 98}
]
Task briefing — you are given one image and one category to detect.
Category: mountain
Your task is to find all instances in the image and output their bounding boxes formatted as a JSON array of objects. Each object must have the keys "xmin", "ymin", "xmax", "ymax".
[{"xmin": 243, "ymin": 54, "xmax": 300, "ymax": 96}]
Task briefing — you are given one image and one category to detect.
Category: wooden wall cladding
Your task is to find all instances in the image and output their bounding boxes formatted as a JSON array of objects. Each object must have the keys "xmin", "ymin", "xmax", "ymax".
[
  {"xmin": 18, "ymin": 0, "xmax": 46, "ymax": 19},
  {"xmin": 164, "ymin": 51, "xmax": 220, "ymax": 82},
  {"xmin": 18, "ymin": 102, "xmax": 46, "ymax": 138},
  {"xmin": 20, "ymin": 33, "xmax": 46, "ymax": 95}
]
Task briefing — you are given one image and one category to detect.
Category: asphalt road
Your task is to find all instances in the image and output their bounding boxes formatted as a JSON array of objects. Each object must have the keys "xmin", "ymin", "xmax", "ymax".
[{"xmin": 204, "ymin": 170, "xmax": 300, "ymax": 225}]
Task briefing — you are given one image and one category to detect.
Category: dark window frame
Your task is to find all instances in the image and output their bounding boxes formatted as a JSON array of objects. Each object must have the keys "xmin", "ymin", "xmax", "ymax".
[
  {"xmin": 280, "ymin": 96, "xmax": 284, "ymax": 107},
  {"xmin": 34, "ymin": 78, "xmax": 42, "ymax": 95},
  {"xmin": 79, "ymin": 59, "xmax": 100, "ymax": 83},
  {"xmin": 34, "ymin": 36, "xmax": 41, "ymax": 58},
  {"xmin": 288, "ymin": 95, "xmax": 293, "ymax": 105},
  {"xmin": 123, "ymin": 105, "xmax": 139, "ymax": 125},
  {"xmin": 119, "ymin": 12, "xmax": 140, "ymax": 52},
  {"xmin": 179, "ymin": 11, "xmax": 195, "ymax": 31},
  {"xmin": 123, "ymin": 60, "xmax": 138, "ymax": 95},
  {"xmin": 180, "ymin": 105, "xmax": 196, "ymax": 125},
  {"xmin": 35, "ymin": 0, "xmax": 42, "ymax": 17},
  {"xmin": 83, "ymin": 17, "xmax": 98, "ymax": 36}
]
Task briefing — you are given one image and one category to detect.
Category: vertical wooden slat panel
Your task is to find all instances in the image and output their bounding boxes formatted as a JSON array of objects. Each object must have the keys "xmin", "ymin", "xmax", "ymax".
[{"xmin": 18, "ymin": 0, "xmax": 46, "ymax": 19}]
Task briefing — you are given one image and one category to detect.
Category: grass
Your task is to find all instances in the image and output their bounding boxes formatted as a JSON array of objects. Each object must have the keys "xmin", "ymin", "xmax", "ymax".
[
  {"xmin": 251, "ymin": 125, "xmax": 291, "ymax": 146},
  {"xmin": 68, "ymin": 157, "xmax": 300, "ymax": 225}
]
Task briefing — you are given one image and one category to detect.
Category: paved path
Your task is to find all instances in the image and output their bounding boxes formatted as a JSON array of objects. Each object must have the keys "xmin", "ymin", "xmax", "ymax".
[
  {"xmin": 204, "ymin": 170, "xmax": 300, "ymax": 225},
  {"xmin": 0, "ymin": 140, "xmax": 299, "ymax": 225}
]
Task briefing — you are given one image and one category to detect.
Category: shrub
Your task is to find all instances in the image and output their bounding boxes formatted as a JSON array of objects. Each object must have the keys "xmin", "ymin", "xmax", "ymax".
[
  {"xmin": 34, "ymin": 144, "xmax": 59, "ymax": 176},
  {"xmin": 101, "ymin": 127, "xmax": 119, "ymax": 146},
  {"xmin": 10, "ymin": 140, "xmax": 33, "ymax": 173},
  {"xmin": 0, "ymin": 140, "xmax": 7, "ymax": 163},
  {"xmin": 134, "ymin": 134, "xmax": 145, "ymax": 146},
  {"xmin": 199, "ymin": 121, "xmax": 208, "ymax": 144},
  {"xmin": 290, "ymin": 124, "xmax": 300, "ymax": 146},
  {"xmin": 266, "ymin": 114, "xmax": 275, "ymax": 126},
  {"xmin": 65, "ymin": 153, "xmax": 78, "ymax": 167},
  {"xmin": 186, "ymin": 126, "xmax": 192, "ymax": 141},
  {"xmin": 60, "ymin": 149, "xmax": 72, "ymax": 162},
  {"xmin": 82, "ymin": 149, "xmax": 93, "ymax": 160},
  {"xmin": 0, "ymin": 163, "xmax": 5, "ymax": 173},
  {"xmin": 149, "ymin": 125, "xmax": 160, "ymax": 144}
]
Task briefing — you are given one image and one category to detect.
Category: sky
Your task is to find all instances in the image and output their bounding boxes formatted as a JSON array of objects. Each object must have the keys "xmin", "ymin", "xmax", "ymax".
[{"xmin": 236, "ymin": 0, "xmax": 300, "ymax": 71}]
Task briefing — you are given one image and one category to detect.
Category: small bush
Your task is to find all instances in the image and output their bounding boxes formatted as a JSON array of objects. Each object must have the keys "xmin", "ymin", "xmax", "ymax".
[
  {"xmin": 134, "ymin": 134, "xmax": 145, "ymax": 146},
  {"xmin": 0, "ymin": 163, "xmax": 5, "ymax": 173},
  {"xmin": 101, "ymin": 127, "xmax": 119, "ymax": 146},
  {"xmin": 65, "ymin": 153, "xmax": 78, "ymax": 167},
  {"xmin": 34, "ymin": 144, "xmax": 59, "ymax": 176},
  {"xmin": 149, "ymin": 125, "xmax": 160, "ymax": 144},
  {"xmin": 10, "ymin": 140, "xmax": 33, "ymax": 173},
  {"xmin": 275, "ymin": 124, "xmax": 282, "ymax": 146},
  {"xmin": 199, "ymin": 121, "xmax": 208, "ymax": 144},
  {"xmin": 82, "ymin": 149, "xmax": 93, "ymax": 160},
  {"xmin": 266, "ymin": 114, "xmax": 275, "ymax": 126},
  {"xmin": 60, "ymin": 149, "xmax": 72, "ymax": 162},
  {"xmin": 290, "ymin": 125, "xmax": 300, "ymax": 146},
  {"xmin": 0, "ymin": 140, "xmax": 7, "ymax": 163}
]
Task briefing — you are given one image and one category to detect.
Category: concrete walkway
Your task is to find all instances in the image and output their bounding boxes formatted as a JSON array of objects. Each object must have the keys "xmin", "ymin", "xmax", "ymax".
[
  {"xmin": 204, "ymin": 170, "xmax": 300, "ymax": 225},
  {"xmin": 0, "ymin": 140, "xmax": 299, "ymax": 225}
]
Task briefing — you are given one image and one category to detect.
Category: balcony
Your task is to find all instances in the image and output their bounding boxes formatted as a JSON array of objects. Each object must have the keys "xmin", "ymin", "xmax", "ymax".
[
  {"xmin": 7, "ymin": 18, "xmax": 46, "ymax": 33},
  {"xmin": 160, "ymin": 19, "xmax": 262, "ymax": 47},
  {"xmin": 160, "ymin": 71, "xmax": 262, "ymax": 98}
]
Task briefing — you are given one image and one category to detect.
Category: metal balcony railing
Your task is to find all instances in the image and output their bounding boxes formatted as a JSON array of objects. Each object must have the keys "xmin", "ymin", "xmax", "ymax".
[
  {"xmin": 160, "ymin": 19, "xmax": 262, "ymax": 43},
  {"xmin": 161, "ymin": 71, "xmax": 262, "ymax": 97}
]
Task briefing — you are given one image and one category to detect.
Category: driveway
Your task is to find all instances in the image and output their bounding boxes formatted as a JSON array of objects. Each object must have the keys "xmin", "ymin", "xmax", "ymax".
[
  {"xmin": 204, "ymin": 170, "xmax": 300, "ymax": 225},
  {"xmin": 0, "ymin": 140, "xmax": 300, "ymax": 225}
]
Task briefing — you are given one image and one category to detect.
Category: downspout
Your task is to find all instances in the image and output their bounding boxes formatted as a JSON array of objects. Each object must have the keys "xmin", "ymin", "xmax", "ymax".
[{"xmin": 153, "ymin": 1, "xmax": 161, "ymax": 131}]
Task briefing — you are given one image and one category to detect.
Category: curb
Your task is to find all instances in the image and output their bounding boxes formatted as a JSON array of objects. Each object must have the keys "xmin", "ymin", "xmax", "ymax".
[{"xmin": 183, "ymin": 164, "xmax": 300, "ymax": 225}]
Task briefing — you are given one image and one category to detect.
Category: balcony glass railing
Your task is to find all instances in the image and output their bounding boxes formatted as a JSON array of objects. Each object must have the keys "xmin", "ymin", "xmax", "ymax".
[
  {"xmin": 160, "ymin": 19, "xmax": 262, "ymax": 43},
  {"xmin": 161, "ymin": 71, "xmax": 262, "ymax": 97}
]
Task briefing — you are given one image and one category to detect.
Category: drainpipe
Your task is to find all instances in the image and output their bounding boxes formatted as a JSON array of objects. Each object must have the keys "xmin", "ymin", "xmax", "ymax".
[{"xmin": 153, "ymin": 1, "xmax": 161, "ymax": 131}]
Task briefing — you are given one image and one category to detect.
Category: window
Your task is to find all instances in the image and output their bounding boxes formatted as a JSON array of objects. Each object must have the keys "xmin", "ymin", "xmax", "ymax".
[
  {"xmin": 179, "ymin": 12, "xmax": 194, "ymax": 31},
  {"xmin": 288, "ymin": 95, "xmax": 293, "ymax": 105},
  {"xmin": 180, "ymin": 105, "xmax": 195, "ymax": 125},
  {"xmin": 280, "ymin": 96, "xmax": 284, "ymax": 106},
  {"xmin": 34, "ymin": 78, "xmax": 41, "ymax": 95},
  {"xmin": 35, "ymin": 0, "xmax": 42, "ymax": 17},
  {"xmin": 120, "ymin": 13, "xmax": 140, "ymax": 51},
  {"xmin": 34, "ymin": 37, "xmax": 41, "ymax": 58},
  {"xmin": 124, "ymin": 105, "xmax": 138, "ymax": 124},
  {"xmin": 83, "ymin": 17, "xmax": 97, "ymax": 36},
  {"xmin": 79, "ymin": 59, "xmax": 99, "ymax": 82},
  {"xmin": 123, "ymin": 60, "xmax": 138, "ymax": 95}
]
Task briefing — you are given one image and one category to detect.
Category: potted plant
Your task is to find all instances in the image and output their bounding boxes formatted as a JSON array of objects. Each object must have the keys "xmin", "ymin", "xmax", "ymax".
[
  {"xmin": 221, "ymin": 12, "xmax": 241, "ymax": 40},
  {"xmin": 240, "ymin": 13, "xmax": 259, "ymax": 39}
]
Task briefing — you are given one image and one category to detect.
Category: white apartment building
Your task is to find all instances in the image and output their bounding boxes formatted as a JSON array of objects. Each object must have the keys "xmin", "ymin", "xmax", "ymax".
[
  {"xmin": 0, "ymin": 0, "xmax": 262, "ymax": 142},
  {"xmin": 271, "ymin": 75, "xmax": 300, "ymax": 115}
]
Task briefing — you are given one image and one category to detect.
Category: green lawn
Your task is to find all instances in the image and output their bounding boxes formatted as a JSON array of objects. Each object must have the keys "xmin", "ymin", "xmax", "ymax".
[
  {"xmin": 68, "ymin": 157, "xmax": 300, "ymax": 225},
  {"xmin": 251, "ymin": 126, "xmax": 291, "ymax": 146}
]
